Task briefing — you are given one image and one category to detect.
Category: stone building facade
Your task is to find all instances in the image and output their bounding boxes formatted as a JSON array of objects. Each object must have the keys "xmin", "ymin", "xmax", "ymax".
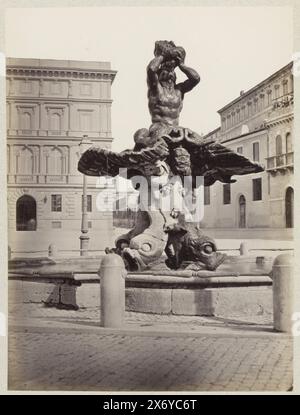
[
  {"xmin": 202, "ymin": 62, "xmax": 293, "ymax": 239},
  {"xmin": 6, "ymin": 58, "xmax": 117, "ymax": 255}
]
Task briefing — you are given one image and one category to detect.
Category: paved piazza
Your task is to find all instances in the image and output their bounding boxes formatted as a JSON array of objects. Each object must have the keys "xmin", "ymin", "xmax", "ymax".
[{"xmin": 8, "ymin": 305, "xmax": 293, "ymax": 392}]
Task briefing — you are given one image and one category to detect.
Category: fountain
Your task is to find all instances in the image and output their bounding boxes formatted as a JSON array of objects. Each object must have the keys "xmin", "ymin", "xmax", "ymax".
[{"xmin": 78, "ymin": 40, "xmax": 263, "ymax": 273}]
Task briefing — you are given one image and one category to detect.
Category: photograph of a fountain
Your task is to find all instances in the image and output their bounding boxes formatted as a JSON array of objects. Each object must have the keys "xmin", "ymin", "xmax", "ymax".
[{"xmin": 78, "ymin": 40, "xmax": 263, "ymax": 272}]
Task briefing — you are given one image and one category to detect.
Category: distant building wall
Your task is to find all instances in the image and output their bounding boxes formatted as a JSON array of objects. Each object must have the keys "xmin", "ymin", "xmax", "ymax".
[
  {"xmin": 201, "ymin": 62, "xmax": 293, "ymax": 235},
  {"xmin": 7, "ymin": 58, "xmax": 117, "ymax": 255}
]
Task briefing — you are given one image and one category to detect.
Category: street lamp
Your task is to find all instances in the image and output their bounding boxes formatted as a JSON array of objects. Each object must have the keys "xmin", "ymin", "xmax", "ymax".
[{"xmin": 79, "ymin": 135, "xmax": 93, "ymax": 256}]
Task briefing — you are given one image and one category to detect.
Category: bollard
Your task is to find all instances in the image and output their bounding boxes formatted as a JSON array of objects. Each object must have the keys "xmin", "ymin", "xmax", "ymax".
[
  {"xmin": 239, "ymin": 241, "xmax": 248, "ymax": 256},
  {"xmin": 99, "ymin": 253, "xmax": 126, "ymax": 328},
  {"xmin": 272, "ymin": 254, "xmax": 293, "ymax": 333},
  {"xmin": 48, "ymin": 243, "xmax": 58, "ymax": 257}
]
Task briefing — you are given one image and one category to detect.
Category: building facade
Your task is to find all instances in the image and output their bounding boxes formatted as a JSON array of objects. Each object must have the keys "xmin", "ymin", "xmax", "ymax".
[
  {"xmin": 201, "ymin": 62, "xmax": 293, "ymax": 238},
  {"xmin": 6, "ymin": 58, "xmax": 117, "ymax": 255}
]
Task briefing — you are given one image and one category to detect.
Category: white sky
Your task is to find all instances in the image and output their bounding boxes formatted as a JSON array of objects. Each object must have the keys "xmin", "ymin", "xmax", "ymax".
[{"xmin": 5, "ymin": 6, "xmax": 293, "ymax": 151}]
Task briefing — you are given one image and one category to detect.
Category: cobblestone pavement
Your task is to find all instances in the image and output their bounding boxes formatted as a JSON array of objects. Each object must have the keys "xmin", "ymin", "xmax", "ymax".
[
  {"xmin": 9, "ymin": 302, "xmax": 273, "ymax": 326},
  {"xmin": 8, "ymin": 330, "xmax": 292, "ymax": 392},
  {"xmin": 8, "ymin": 304, "xmax": 293, "ymax": 392}
]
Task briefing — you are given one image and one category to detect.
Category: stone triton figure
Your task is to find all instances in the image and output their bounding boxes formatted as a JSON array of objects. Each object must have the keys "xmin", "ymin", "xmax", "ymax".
[
  {"xmin": 147, "ymin": 40, "xmax": 200, "ymax": 137},
  {"xmin": 78, "ymin": 40, "xmax": 264, "ymax": 272}
]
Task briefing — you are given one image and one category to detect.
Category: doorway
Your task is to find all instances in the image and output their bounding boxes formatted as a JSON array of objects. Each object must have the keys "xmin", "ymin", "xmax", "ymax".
[{"xmin": 16, "ymin": 195, "xmax": 37, "ymax": 231}]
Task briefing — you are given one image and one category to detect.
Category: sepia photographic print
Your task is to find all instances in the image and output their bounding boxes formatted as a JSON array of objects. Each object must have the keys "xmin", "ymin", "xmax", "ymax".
[{"xmin": 0, "ymin": 2, "xmax": 299, "ymax": 395}]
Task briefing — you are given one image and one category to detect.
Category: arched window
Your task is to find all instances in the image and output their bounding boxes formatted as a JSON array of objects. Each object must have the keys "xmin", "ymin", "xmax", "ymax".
[
  {"xmin": 21, "ymin": 112, "xmax": 31, "ymax": 130},
  {"xmin": 276, "ymin": 135, "xmax": 283, "ymax": 166},
  {"xmin": 16, "ymin": 195, "xmax": 37, "ymax": 231},
  {"xmin": 286, "ymin": 132, "xmax": 292, "ymax": 153},
  {"xmin": 48, "ymin": 147, "xmax": 63, "ymax": 174},
  {"xmin": 17, "ymin": 147, "xmax": 33, "ymax": 174},
  {"xmin": 50, "ymin": 113, "xmax": 61, "ymax": 131}
]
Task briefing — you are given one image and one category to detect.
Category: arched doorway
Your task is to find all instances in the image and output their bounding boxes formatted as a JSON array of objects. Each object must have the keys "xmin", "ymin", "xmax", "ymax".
[
  {"xmin": 238, "ymin": 195, "xmax": 246, "ymax": 228},
  {"xmin": 16, "ymin": 195, "xmax": 37, "ymax": 231},
  {"xmin": 285, "ymin": 187, "xmax": 294, "ymax": 228}
]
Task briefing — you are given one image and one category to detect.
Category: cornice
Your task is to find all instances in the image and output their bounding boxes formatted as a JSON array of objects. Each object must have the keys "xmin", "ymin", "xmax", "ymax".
[
  {"xmin": 6, "ymin": 135, "xmax": 114, "ymax": 142},
  {"xmin": 265, "ymin": 113, "xmax": 293, "ymax": 128},
  {"xmin": 220, "ymin": 127, "xmax": 267, "ymax": 144},
  {"xmin": 6, "ymin": 67, "xmax": 117, "ymax": 83},
  {"xmin": 7, "ymin": 96, "xmax": 113, "ymax": 104},
  {"xmin": 217, "ymin": 62, "xmax": 293, "ymax": 114}
]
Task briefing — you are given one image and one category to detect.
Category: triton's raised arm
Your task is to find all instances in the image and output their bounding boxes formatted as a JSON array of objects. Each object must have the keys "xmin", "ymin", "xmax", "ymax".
[
  {"xmin": 147, "ymin": 55, "xmax": 164, "ymax": 89},
  {"xmin": 177, "ymin": 63, "xmax": 200, "ymax": 94}
]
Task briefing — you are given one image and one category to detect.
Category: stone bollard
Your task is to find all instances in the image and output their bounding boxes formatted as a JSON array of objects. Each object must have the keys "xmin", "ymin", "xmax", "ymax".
[
  {"xmin": 239, "ymin": 241, "xmax": 248, "ymax": 256},
  {"xmin": 99, "ymin": 253, "xmax": 126, "ymax": 328},
  {"xmin": 48, "ymin": 243, "xmax": 58, "ymax": 257},
  {"xmin": 272, "ymin": 254, "xmax": 293, "ymax": 333}
]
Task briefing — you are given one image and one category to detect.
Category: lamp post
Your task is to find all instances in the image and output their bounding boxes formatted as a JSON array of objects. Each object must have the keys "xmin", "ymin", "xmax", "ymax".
[{"xmin": 79, "ymin": 135, "xmax": 92, "ymax": 256}]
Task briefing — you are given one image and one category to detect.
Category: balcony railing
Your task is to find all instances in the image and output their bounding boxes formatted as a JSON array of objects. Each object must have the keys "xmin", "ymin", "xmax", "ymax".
[
  {"xmin": 272, "ymin": 93, "xmax": 293, "ymax": 110},
  {"xmin": 266, "ymin": 152, "xmax": 293, "ymax": 171}
]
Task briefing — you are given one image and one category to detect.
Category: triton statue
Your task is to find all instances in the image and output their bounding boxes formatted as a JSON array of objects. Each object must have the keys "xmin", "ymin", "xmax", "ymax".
[{"xmin": 78, "ymin": 40, "xmax": 263, "ymax": 272}]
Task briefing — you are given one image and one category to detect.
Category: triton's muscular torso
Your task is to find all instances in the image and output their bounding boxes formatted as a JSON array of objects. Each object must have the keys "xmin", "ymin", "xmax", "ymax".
[{"xmin": 148, "ymin": 83, "xmax": 183, "ymax": 126}]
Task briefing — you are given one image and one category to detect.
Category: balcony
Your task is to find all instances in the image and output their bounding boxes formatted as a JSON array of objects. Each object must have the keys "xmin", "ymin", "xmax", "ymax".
[
  {"xmin": 266, "ymin": 152, "xmax": 293, "ymax": 173},
  {"xmin": 266, "ymin": 93, "xmax": 294, "ymax": 127},
  {"xmin": 272, "ymin": 93, "xmax": 293, "ymax": 110}
]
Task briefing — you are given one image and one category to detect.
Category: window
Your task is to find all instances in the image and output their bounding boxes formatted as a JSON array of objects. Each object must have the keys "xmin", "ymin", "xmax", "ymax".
[
  {"xmin": 237, "ymin": 146, "xmax": 243, "ymax": 154},
  {"xmin": 82, "ymin": 195, "xmax": 92, "ymax": 212},
  {"xmin": 17, "ymin": 146, "xmax": 34, "ymax": 174},
  {"xmin": 51, "ymin": 194, "xmax": 62, "ymax": 212},
  {"xmin": 223, "ymin": 184, "xmax": 231, "ymax": 205},
  {"xmin": 204, "ymin": 186, "xmax": 210, "ymax": 205},
  {"xmin": 253, "ymin": 178, "xmax": 262, "ymax": 201},
  {"xmin": 241, "ymin": 107, "xmax": 245, "ymax": 119},
  {"xmin": 267, "ymin": 90, "xmax": 272, "ymax": 106},
  {"xmin": 248, "ymin": 102, "xmax": 252, "ymax": 117},
  {"xmin": 21, "ymin": 112, "xmax": 31, "ymax": 130},
  {"xmin": 232, "ymin": 112, "xmax": 235, "ymax": 125},
  {"xmin": 50, "ymin": 113, "xmax": 61, "ymax": 131},
  {"xmin": 286, "ymin": 133, "xmax": 292, "ymax": 153},
  {"xmin": 252, "ymin": 142, "xmax": 260, "ymax": 162},
  {"xmin": 21, "ymin": 81, "xmax": 32, "ymax": 93},
  {"xmin": 222, "ymin": 118, "xmax": 226, "ymax": 131},
  {"xmin": 283, "ymin": 80, "xmax": 288, "ymax": 96},
  {"xmin": 276, "ymin": 135, "xmax": 283, "ymax": 166},
  {"xmin": 50, "ymin": 82, "xmax": 61, "ymax": 95},
  {"xmin": 52, "ymin": 221, "xmax": 62, "ymax": 229},
  {"xmin": 253, "ymin": 99, "xmax": 258, "ymax": 113},
  {"xmin": 79, "ymin": 111, "xmax": 92, "ymax": 131},
  {"xmin": 274, "ymin": 85, "xmax": 280, "ymax": 99},
  {"xmin": 48, "ymin": 147, "xmax": 63, "ymax": 175}
]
